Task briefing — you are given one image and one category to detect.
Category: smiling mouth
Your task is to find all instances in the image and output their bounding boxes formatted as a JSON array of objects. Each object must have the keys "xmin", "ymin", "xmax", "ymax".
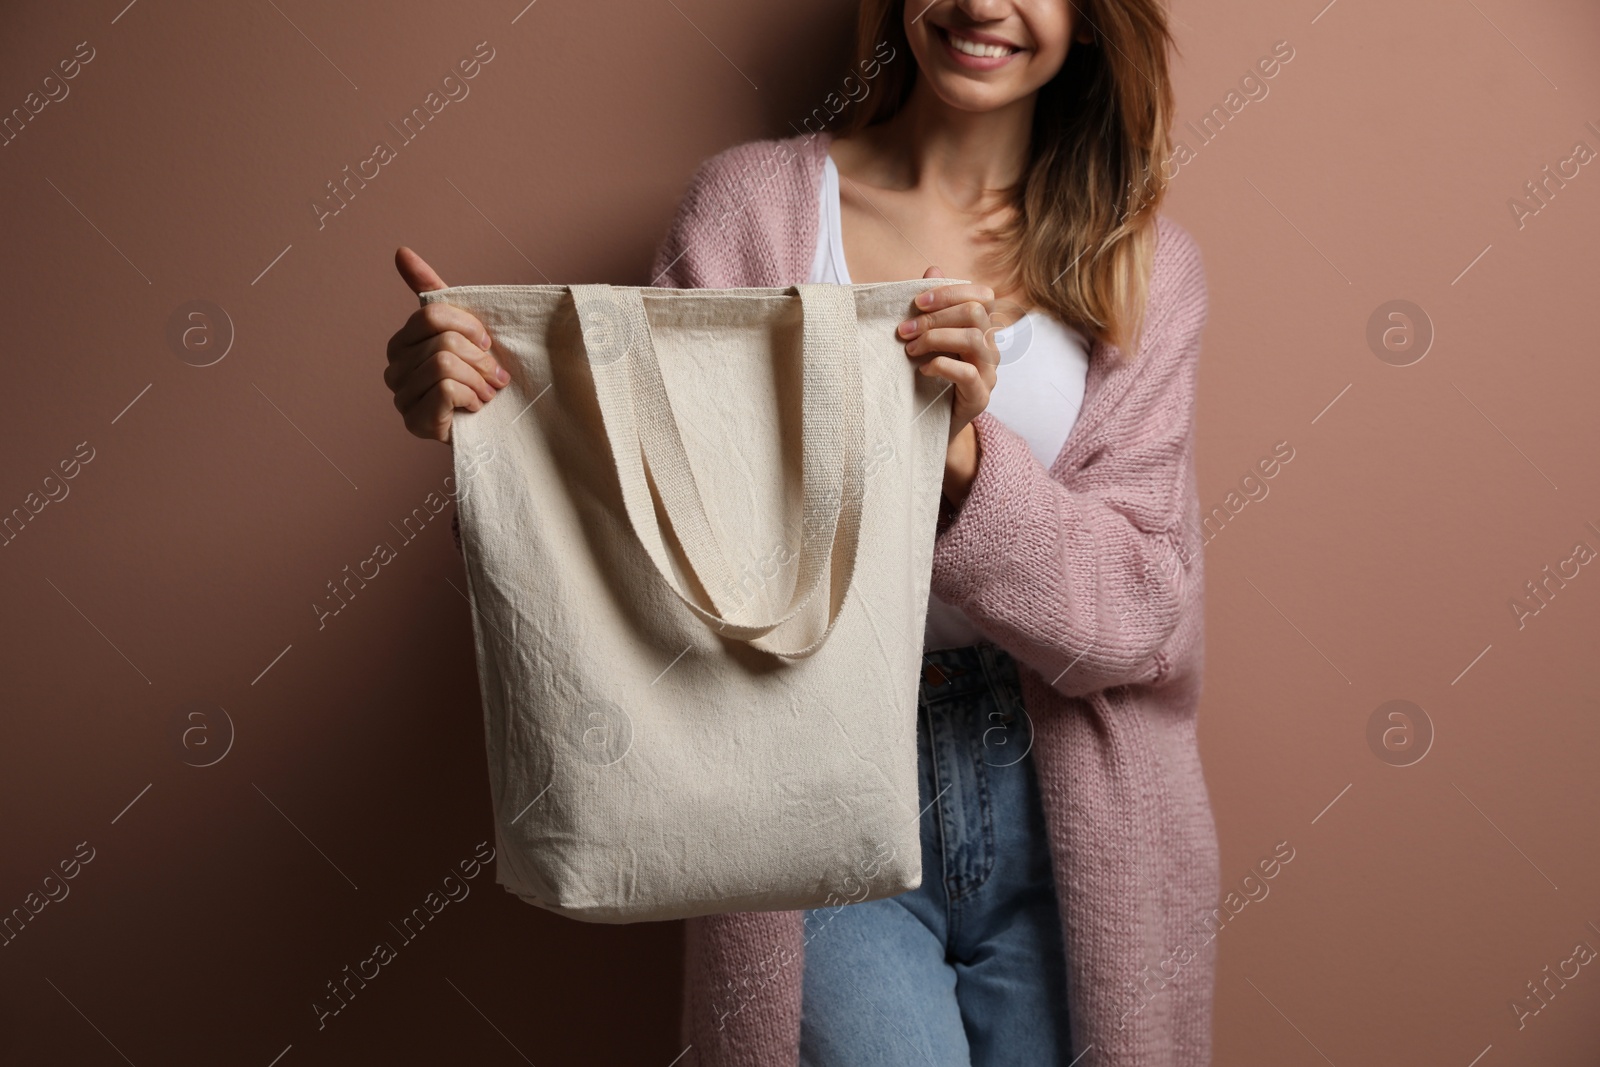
[{"xmin": 936, "ymin": 25, "xmax": 1022, "ymax": 60}]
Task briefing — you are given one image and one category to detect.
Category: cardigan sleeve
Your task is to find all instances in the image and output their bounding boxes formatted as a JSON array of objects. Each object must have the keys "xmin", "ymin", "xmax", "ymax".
[{"xmin": 929, "ymin": 219, "xmax": 1207, "ymax": 698}]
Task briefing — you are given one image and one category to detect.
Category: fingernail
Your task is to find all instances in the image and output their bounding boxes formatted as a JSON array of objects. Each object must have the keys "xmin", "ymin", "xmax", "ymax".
[
  {"xmin": 480, "ymin": 334, "xmax": 493, "ymax": 350},
  {"xmin": 495, "ymin": 365, "xmax": 509, "ymax": 384},
  {"xmin": 916, "ymin": 292, "xmax": 933, "ymax": 307},
  {"xmin": 898, "ymin": 319, "xmax": 920, "ymax": 337}
]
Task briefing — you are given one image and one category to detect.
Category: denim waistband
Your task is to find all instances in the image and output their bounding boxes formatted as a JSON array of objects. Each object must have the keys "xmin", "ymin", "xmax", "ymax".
[{"xmin": 918, "ymin": 642, "xmax": 1022, "ymax": 706}]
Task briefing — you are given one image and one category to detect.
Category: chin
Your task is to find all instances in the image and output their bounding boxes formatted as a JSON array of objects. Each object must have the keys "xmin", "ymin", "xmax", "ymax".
[{"xmin": 921, "ymin": 72, "xmax": 1031, "ymax": 114}]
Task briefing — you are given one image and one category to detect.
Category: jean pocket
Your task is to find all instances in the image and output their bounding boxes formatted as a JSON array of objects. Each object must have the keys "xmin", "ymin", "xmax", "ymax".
[{"xmin": 975, "ymin": 707, "xmax": 1033, "ymax": 768}]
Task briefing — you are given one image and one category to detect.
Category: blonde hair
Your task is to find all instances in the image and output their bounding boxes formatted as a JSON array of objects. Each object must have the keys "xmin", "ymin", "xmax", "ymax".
[{"xmin": 836, "ymin": 0, "xmax": 1176, "ymax": 355}]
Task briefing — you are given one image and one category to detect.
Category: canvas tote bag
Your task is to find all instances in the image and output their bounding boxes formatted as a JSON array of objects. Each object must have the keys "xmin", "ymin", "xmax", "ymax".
[{"xmin": 424, "ymin": 280, "xmax": 954, "ymax": 923}]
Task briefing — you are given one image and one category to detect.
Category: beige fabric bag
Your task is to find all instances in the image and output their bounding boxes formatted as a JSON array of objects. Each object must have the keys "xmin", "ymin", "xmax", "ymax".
[{"xmin": 424, "ymin": 281, "xmax": 952, "ymax": 923}]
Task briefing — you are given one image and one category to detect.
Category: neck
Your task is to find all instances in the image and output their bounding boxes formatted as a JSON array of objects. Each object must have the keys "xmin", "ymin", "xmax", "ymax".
[{"xmin": 871, "ymin": 79, "xmax": 1036, "ymax": 210}]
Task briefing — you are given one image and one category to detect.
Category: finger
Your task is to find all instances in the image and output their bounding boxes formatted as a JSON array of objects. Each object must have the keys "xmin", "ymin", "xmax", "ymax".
[
  {"xmin": 393, "ymin": 345, "xmax": 498, "ymax": 412},
  {"xmin": 389, "ymin": 302, "xmax": 493, "ymax": 355},
  {"xmin": 385, "ymin": 330, "xmax": 507, "ymax": 394},
  {"xmin": 393, "ymin": 341, "xmax": 496, "ymax": 409},
  {"xmin": 906, "ymin": 266, "xmax": 948, "ymax": 323},
  {"xmin": 396, "ymin": 247, "xmax": 449, "ymax": 294},
  {"xmin": 917, "ymin": 354, "xmax": 988, "ymax": 404},
  {"xmin": 911, "ymin": 282, "xmax": 996, "ymax": 314},
  {"xmin": 404, "ymin": 380, "xmax": 480, "ymax": 443},
  {"xmin": 906, "ymin": 326, "xmax": 995, "ymax": 365},
  {"xmin": 898, "ymin": 300, "xmax": 988, "ymax": 339}
]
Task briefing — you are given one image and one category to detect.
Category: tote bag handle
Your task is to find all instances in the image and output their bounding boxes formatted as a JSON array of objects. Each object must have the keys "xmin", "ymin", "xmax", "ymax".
[{"xmin": 571, "ymin": 284, "xmax": 866, "ymax": 660}]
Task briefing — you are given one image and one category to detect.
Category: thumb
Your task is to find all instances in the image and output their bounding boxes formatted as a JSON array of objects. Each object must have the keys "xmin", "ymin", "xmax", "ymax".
[
  {"xmin": 395, "ymin": 247, "xmax": 448, "ymax": 295},
  {"xmin": 923, "ymin": 265, "xmax": 945, "ymax": 279}
]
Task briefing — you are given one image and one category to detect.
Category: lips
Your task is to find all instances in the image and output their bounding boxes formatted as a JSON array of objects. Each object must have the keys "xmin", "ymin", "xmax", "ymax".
[{"xmin": 934, "ymin": 25, "xmax": 1023, "ymax": 69}]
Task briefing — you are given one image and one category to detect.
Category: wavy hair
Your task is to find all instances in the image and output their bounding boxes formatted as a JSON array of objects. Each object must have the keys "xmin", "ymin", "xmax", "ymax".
[{"xmin": 834, "ymin": 0, "xmax": 1176, "ymax": 355}]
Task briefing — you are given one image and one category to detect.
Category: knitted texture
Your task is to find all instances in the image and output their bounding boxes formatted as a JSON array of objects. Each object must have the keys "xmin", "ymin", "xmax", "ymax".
[{"xmin": 650, "ymin": 131, "xmax": 1220, "ymax": 1067}]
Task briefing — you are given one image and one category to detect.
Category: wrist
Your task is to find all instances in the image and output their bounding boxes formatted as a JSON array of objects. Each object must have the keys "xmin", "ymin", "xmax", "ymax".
[{"xmin": 942, "ymin": 422, "xmax": 980, "ymax": 507}]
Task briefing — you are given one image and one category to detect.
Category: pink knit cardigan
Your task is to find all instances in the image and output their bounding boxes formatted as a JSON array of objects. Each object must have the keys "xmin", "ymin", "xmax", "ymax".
[{"xmin": 649, "ymin": 131, "xmax": 1221, "ymax": 1067}]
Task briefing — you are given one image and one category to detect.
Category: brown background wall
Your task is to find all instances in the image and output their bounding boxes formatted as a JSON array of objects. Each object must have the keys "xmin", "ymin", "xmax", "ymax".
[{"xmin": 2, "ymin": 0, "xmax": 1597, "ymax": 1063}]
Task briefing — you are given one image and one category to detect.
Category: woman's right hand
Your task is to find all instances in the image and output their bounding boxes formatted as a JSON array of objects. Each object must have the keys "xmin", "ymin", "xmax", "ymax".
[{"xmin": 384, "ymin": 247, "xmax": 509, "ymax": 443}]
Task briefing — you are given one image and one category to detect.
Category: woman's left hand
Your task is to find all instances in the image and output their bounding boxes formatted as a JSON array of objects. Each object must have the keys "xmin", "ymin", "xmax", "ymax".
[{"xmin": 898, "ymin": 266, "xmax": 999, "ymax": 505}]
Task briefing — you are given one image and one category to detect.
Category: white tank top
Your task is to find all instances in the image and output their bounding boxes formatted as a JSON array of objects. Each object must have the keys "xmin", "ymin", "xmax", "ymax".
[{"xmin": 807, "ymin": 154, "xmax": 1091, "ymax": 651}]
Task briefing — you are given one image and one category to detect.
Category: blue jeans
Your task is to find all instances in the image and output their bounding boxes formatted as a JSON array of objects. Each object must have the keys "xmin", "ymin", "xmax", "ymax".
[{"xmin": 799, "ymin": 644, "xmax": 1074, "ymax": 1066}]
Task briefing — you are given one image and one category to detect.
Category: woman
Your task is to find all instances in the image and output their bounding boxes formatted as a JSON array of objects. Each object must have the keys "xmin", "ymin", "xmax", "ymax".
[{"xmin": 383, "ymin": 1, "xmax": 1218, "ymax": 1063}]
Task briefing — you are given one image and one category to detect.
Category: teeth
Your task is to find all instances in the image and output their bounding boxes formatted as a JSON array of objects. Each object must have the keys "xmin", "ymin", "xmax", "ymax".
[{"xmin": 947, "ymin": 32, "xmax": 1013, "ymax": 59}]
